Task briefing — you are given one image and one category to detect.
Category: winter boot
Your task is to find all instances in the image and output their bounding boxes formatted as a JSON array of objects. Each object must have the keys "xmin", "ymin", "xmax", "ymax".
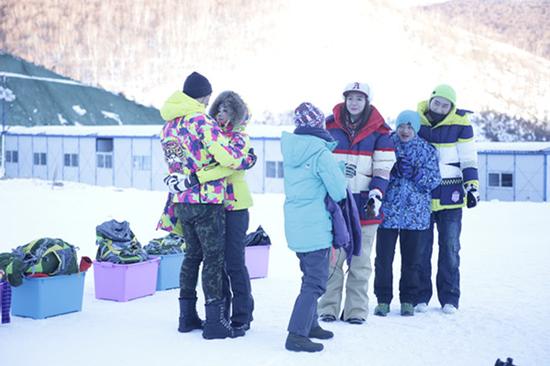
[
  {"xmin": 178, "ymin": 297, "xmax": 203, "ymax": 333},
  {"xmin": 285, "ymin": 333, "xmax": 323, "ymax": 352},
  {"xmin": 442, "ymin": 304, "xmax": 457, "ymax": 314},
  {"xmin": 308, "ymin": 326, "xmax": 334, "ymax": 340},
  {"xmin": 400, "ymin": 303, "xmax": 414, "ymax": 316},
  {"xmin": 203, "ymin": 300, "xmax": 245, "ymax": 340},
  {"xmin": 374, "ymin": 303, "xmax": 390, "ymax": 317},
  {"xmin": 415, "ymin": 302, "xmax": 428, "ymax": 313},
  {"xmin": 319, "ymin": 314, "xmax": 336, "ymax": 322}
]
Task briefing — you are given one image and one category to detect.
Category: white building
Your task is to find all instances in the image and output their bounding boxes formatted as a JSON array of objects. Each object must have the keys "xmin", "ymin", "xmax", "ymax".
[
  {"xmin": 3, "ymin": 126, "xmax": 550, "ymax": 202},
  {"xmin": 477, "ymin": 142, "xmax": 550, "ymax": 202},
  {"xmin": 2, "ymin": 124, "xmax": 292, "ymax": 194}
]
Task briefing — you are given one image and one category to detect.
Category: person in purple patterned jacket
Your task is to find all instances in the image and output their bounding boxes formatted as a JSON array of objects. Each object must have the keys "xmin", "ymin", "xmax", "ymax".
[{"xmin": 159, "ymin": 72, "xmax": 255, "ymax": 340}]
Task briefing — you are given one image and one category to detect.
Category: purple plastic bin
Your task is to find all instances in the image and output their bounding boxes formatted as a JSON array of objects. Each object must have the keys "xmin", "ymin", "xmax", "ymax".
[
  {"xmin": 93, "ymin": 257, "xmax": 160, "ymax": 302},
  {"xmin": 245, "ymin": 245, "xmax": 270, "ymax": 279}
]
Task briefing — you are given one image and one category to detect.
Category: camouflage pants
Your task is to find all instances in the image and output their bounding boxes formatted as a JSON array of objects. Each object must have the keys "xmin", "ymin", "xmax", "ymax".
[{"xmin": 175, "ymin": 203, "xmax": 226, "ymax": 303}]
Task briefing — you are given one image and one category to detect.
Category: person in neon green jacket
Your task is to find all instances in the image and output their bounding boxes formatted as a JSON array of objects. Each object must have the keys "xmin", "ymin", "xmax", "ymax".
[
  {"xmin": 159, "ymin": 73, "xmax": 255, "ymax": 340},
  {"xmin": 174, "ymin": 91, "xmax": 256, "ymax": 331}
]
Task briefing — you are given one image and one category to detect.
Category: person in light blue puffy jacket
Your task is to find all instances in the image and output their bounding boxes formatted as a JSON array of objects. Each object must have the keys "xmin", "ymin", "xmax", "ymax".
[
  {"xmin": 281, "ymin": 102, "xmax": 347, "ymax": 353},
  {"xmin": 373, "ymin": 110, "xmax": 441, "ymax": 318}
]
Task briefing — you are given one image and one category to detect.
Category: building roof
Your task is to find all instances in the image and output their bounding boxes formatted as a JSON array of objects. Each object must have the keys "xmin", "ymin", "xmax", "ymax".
[
  {"xmin": 0, "ymin": 53, "xmax": 163, "ymax": 127},
  {"xmin": 477, "ymin": 142, "xmax": 550, "ymax": 153},
  {"xmin": 4, "ymin": 123, "xmax": 295, "ymax": 139}
]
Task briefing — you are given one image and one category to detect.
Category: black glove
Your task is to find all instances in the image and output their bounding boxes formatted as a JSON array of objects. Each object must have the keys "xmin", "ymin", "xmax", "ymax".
[
  {"xmin": 245, "ymin": 148, "xmax": 257, "ymax": 170},
  {"xmin": 465, "ymin": 184, "xmax": 480, "ymax": 208}
]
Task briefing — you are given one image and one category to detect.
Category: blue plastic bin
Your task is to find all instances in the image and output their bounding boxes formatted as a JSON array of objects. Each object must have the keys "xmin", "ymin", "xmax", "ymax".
[
  {"xmin": 11, "ymin": 272, "xmax": 86, "ymax": 319},
  {"xmin": 156, "ymin": 253, "xmax": 185, "ymax": 291}
]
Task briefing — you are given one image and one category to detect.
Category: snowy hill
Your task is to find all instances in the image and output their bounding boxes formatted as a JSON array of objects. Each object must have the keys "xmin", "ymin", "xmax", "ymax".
[
  {"xmin": 1, "ymin": 0, "xmax": 549, "ymax": 124},
  {"xmin": 1, "ymin": 179, "xmax": 549, "ymax": 365}
]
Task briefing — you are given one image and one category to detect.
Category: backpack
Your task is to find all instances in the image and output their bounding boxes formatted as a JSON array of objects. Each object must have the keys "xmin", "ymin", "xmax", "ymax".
[
  {"xmin": 95, "ymin": 220, "xmax": 148, "ymax": 264},
  {"xmin": 144, "ymin": 233, "xmax": 186, "ymax": 255},
  {"xmin": 245, "ymin": 226, "xmax": 271, "ymax": 247},
  {"xmin": 0, "ymin": 238, "xmax": 79, "ymax": 287}
]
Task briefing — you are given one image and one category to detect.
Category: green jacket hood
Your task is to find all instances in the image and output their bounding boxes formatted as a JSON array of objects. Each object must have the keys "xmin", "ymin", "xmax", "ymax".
[
  {"xmin": 281, "ymin": 132, "xmax": 337, "ymax": 167},
  {"xmin": 160, "ymin": 91, "xmax": 206, "ymax": 121}
]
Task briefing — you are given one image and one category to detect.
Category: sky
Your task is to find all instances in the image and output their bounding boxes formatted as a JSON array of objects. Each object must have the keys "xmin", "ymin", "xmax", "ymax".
[{"xmin": 1, "ymin": 178, "xmax": 549, "ymax": 365}]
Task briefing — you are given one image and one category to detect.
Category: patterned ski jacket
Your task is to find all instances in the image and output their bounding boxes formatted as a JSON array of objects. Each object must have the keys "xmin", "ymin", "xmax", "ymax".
[
  {"xmin": 195, "ymin": 123, "xmax": 253, "ymax": 211},
  {"xmin": 380, "ymin": 134, "xmax": 441, "ymax": 230},
  {"xmin": 417, "ymin": 100, "xmax": 479, "ymax": 212},
  {"xmin": 159, "ymin": 91, "xmax": 253, "ymax": 205},
  {"xmin": 326, "ymin": 103, "xmax": 396, "ymax": 225},
  {"xmin": 281, "ymin": 132, "xmax": 347, "ymax": 253}
]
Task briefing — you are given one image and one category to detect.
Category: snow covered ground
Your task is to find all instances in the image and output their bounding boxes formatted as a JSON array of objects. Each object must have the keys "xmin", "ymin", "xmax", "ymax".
[{"xmin": 1, "ymin": 179, "xmax": 549, "ymax": 365}]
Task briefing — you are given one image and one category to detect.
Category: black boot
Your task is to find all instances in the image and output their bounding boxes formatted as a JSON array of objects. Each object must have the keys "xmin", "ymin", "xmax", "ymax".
[
  {"xmin": 203, "ymin": 300, "xmax": 245, "ymax": 340},
  {"xmin": 308, "ymin": 326, "xmax": 334, "ymax": 339},
  {"xmin": 178, "ymin": 297, "xmax": 203, "ymax": 333},
  {"xmin": 285, "ymin": 333, "xmax": 323, "ymax": 352}
]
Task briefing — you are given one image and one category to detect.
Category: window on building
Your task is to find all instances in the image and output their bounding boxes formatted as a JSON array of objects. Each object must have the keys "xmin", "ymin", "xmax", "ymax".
[
  {"xmin": 96, "ymin": 138, "xmax": 113, "ymax": 169},
  {"xmin": 488, "ymin": 172, "xmax": 513, "ymax": 188},
  {"xmin": 501, "ymin": 173, "xmax": 513, "ymax": 187},
  {"xmin": 97, "ymin": 154, "xmax": 113, "ymax": 169},
  {"xmin": 488, "ymin": 173, "xmax": 500, "ymax": 187},
  {"xmin": 64, "ymin": 153, "xmax": 79, "ymax": 167},
  {"xmin": 266, "ymin": 161, "xmax": 284, "ymax": 178},
  {"xmin": 132, "ymin": 155, "xmax": 152, "ymax": 171},
  {"xmin": 96, "ymin": 138, "xmax": 113, "ymax": 152},
  {"xmin": 33, "ymin": 152, "xmax": 47, "ymax": 166},
  {"xmin": 5, "ymin": 150, "xmax": 18, "ymax": 163}
]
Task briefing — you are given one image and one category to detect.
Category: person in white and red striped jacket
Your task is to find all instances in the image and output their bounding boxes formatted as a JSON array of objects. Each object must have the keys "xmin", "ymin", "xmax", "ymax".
[{"xmin": 318, "ymin": 82, "xmax": 396, "ymax": 325}]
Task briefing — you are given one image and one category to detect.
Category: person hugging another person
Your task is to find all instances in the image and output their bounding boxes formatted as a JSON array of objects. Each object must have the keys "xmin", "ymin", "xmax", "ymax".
[
  {"xmin": 318, "ymin": 82, "xmax": 395, "ymax": 325},
  {"xmin": 373, "ymin": 110, "xmax": 441, "ymax": 317},
  {"xmin": 159, "ymin": 72, "xmax": 255, "ymax": 340},
  {"xmin": 192, "ymin": 91, "xmax": 256, "ymax": 332},
  {"xmin": 281, "ymin": 102, "xmax": 347, "ymax": 353}
]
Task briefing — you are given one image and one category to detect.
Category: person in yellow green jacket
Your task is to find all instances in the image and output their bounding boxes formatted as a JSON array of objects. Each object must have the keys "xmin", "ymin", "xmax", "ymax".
[
  {"xmin": 415, "ymin": 84, "xmax": 480, "ymax": 315},
  {"xmin": 159, "ymin": 72, "xmax": 255, "ymax": 340},
  {"xmin": 194, "ymin": 90, "xmax": 255, "ymax": 332}
]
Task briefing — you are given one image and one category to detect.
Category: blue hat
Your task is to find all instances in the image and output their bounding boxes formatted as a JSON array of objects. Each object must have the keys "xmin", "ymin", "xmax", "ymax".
[{"xmin": 395, "ymin": 110, "xmax": 420, "ymax": 133}]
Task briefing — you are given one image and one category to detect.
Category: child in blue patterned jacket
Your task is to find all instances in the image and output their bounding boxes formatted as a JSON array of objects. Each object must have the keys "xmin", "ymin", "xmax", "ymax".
[{"xmin": 373, "ymin": 110, "xmax": 441, "ymax": 317}]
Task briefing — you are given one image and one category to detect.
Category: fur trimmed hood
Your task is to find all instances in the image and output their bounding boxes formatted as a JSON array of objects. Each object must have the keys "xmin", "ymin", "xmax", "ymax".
[{"xmin": 208, "ymin": 91, "xmax": 249, "ymax": 131}]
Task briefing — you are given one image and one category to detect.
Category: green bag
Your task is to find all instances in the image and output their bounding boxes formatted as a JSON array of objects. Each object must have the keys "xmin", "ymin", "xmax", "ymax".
[{"xmin": 0, "ymin": 238, "xmax": 79, "ymax": 287}]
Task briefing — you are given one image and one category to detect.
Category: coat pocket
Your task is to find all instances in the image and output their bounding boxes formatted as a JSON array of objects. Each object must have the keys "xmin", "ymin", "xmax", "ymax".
[{"xmin": 439, "ymin": 178, "xmax": 464, "ymax": 205}]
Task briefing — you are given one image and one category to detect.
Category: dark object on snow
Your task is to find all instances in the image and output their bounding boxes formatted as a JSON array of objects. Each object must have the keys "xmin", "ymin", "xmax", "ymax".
[
  {"xmin": 244, "ymin": 226, "xmax": 271, "ymax": 247},
  {"xmin": 495, "ymin": 358, "xmax": 517, "ymax": 366},
  {"xmin": 178, "ymin": 297, "xmax": 203, "ymax": 333},
  {"xmin": 202, "ymin": 300, "xmax": 245, "ymax": 340},
  {"xmin": 1, "ymin": 278, "xmax": 11, "ymax": 324}
]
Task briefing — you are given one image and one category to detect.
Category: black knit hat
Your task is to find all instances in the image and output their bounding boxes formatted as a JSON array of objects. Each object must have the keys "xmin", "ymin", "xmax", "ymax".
[{"xmin": 183, "ymin": 71, "xmax": 212, "ymax": 99}]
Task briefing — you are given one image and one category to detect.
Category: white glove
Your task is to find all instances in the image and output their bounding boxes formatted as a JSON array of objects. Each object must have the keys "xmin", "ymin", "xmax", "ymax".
[
  {"xmin": 163, "ymin": 173, "xmax": 188, "ymax": 194},
  {"xmin": 365, "ymin": 189, "xmax": 382, "ymax": 218}
]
